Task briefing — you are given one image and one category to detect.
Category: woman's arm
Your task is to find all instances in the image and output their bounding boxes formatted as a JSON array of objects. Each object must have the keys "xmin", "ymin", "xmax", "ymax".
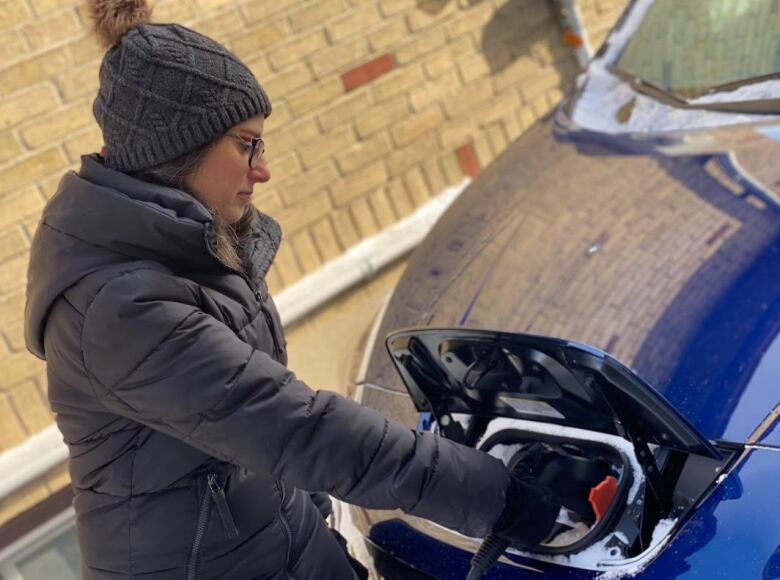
[{"xmin": 81, "ymin": 268, "xmax": 509, "ymax": 538}]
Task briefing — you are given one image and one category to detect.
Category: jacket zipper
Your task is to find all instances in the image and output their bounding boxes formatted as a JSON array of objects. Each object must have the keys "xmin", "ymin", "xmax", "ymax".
[
  {"xmin": 207, "ymin": 473, "xmax": 239, "ymax": 540},
  {"xmin": 277, "ymin": 482, "xmax": 296, "ymax": 580},
  {"xmin": 186, "ymin": 477, "xmax": 212, "ymax": 580}
]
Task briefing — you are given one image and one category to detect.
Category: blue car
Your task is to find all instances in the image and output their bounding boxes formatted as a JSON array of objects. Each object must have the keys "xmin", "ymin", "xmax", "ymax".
[{"xmin": 348, "ymin": 0, "xmax": 780, "ymax": 578}]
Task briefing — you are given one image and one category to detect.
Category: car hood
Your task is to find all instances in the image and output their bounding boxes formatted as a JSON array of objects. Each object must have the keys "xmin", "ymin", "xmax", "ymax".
[{"xmin": 365, "ymin": 118, "xmax": 780, "ymax": 445}]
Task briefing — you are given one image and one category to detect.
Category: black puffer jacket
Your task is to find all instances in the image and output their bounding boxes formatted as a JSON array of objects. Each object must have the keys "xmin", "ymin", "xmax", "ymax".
[{"xmin": 24, "ymin": 155, "xmax": 510, "ymax": 579}]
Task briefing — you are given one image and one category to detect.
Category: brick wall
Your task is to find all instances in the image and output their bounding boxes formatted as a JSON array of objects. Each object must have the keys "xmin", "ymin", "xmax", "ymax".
[{"xmin": 0, "ymin": 0, "xmax": 628, "ymax": 527}]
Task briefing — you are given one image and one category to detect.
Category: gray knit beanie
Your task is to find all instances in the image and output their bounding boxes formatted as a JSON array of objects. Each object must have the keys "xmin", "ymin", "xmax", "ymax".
[{"xmin": 87, "ymin": 0, "xmax": 272, "ymax": 173}]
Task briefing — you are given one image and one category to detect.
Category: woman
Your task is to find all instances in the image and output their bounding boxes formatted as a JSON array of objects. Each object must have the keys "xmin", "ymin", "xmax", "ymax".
[{"xmin": 23, "ymin": 1, "xmax": 563, "ymax": 578}]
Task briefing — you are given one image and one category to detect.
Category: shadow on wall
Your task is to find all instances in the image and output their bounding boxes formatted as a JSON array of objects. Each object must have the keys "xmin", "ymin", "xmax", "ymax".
[{"xmin": 418, "ymin": 0, "xmax": 567, "ymax": 74}]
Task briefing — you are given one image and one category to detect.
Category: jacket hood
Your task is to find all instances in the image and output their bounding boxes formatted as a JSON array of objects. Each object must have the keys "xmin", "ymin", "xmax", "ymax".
[{"xmin": 24, "ymin": 154, "xmax": 281, "ymax": 359}]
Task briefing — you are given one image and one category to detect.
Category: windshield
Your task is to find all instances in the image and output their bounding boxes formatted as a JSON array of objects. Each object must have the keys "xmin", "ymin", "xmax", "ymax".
[{"xmin": 615, "ymin": 0, "xmax": 780, "ymax": 98}]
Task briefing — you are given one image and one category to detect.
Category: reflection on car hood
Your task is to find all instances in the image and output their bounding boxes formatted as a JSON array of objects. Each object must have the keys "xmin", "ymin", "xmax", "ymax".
[{"xmin": 366, "ymin": 119, "xmax": 780, "ymax": 444}]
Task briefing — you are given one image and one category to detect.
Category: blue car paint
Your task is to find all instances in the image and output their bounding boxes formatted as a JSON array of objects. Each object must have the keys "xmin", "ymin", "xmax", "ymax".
[
  {"xmin": 368, "ymin": 449, "xmax": 780, "ymax": 578},
  {"xmin": 641, "ymin": 448, "xmax": 780, "ymax": 578}
]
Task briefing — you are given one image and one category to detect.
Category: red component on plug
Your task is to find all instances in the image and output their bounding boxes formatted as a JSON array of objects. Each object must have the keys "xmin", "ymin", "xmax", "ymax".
[{"xmin": 589, "ymin": 475, "xmax": 618, "ymax": 521}]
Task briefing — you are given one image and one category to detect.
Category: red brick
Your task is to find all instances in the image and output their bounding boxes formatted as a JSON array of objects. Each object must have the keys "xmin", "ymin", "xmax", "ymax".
[
  {"xmin": 455, "ymin": 143, "xmax": 480, "ymax": 178},
  {"xmin": 341, "ymin": 53, "xmax": 396, "ymax": 92}
]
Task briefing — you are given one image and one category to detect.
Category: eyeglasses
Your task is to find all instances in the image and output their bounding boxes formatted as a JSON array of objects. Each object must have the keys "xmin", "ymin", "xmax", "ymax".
[{"xmin": 225, "ymin": 132, "xmax": 265, "ymax": 169}]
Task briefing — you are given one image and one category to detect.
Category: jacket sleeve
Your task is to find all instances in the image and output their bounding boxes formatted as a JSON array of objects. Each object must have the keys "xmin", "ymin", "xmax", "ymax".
[{"xmin": 80, "ymin": 269, "xmax": 509, "ymax": 538}]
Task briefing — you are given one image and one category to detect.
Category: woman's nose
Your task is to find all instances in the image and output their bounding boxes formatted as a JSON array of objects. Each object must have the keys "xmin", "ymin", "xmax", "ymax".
[{"xmin": 251, "ymin": 159, "xmax": 271, "ymax": 183}]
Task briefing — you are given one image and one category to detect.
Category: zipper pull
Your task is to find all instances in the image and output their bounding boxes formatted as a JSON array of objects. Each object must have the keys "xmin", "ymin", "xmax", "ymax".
[
  {"xmin": 254, "ymin": 287, "xmax": 263, "ymax": 302},
  {"xmin": 207, "ymin": 473, "xmax": 240, "ymax": 540}
]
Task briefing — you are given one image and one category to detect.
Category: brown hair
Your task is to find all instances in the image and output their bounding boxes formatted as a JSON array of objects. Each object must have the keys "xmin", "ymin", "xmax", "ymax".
[{"xmin": 131, "ymin": 143, "xmax": 254, "ymax": 273}]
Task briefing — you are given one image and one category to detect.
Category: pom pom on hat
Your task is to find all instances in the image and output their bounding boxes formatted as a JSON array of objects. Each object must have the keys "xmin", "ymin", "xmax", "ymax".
[{"xmin": 86, "ymin": 0, "xmax": 152, "ymax": 49}]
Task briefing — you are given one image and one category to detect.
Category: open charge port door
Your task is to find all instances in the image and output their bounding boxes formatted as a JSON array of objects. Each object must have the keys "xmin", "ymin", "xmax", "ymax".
[{"xmin": 387, "ymin": 329, "xmax": 737, "ymax": 560}]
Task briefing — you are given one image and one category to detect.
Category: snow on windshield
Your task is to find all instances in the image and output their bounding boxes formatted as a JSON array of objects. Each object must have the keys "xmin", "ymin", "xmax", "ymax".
[{"xmin": 569, "ymin": 0, "xmax": 778, "ymax": 134}]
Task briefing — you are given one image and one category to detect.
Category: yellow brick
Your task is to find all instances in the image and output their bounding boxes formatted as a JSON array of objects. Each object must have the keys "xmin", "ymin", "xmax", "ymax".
[
  {"xmin": 297, "ymin": 124, "xmax": 354, "ymax": 169},
  {"xmin": 355, "ymin": 98, "xmax": 410, "ymax": 139},
  {"xmin": 445, "ymin": 2, "xmax": 494, "ymax": 40},
  {"xmin": 0, "ymin": 132, "xmax": 21, "ymax": 165},
  {"xmin": 244, "ymin": 53, "xmax": 272, "ymax": 81},
  {"xmin": 367, "ymin": 17, "xmax": 408, "ymax": 51},
  {"xmin": 335, "ymin": 132, "xmax": 391, "ymax": 174},
  {"xmin": 332, "ymin": 160, "xmax": 387, "ymax": 205},
  {"xmin": 22, "ymin": 214, "xmax": 39, "ymax": 238},
  {"xmin": 272, "ymin": 239, "xmax": 303, "ymax": 285},
  {"xmin": 371, "ymin": 64, "xmax": 425, "ymax": 103},
  {"xmin": 440, "ymin": 150, "xmax": 462, "ymax": 183},
  {"xmin": 444, "ymin": 83, "xmax": 493, "ymax": 119},
  {"xmin": 0, "ymin": 481, "xmax": 49, "ymax": 527},
  {"xmin": 407, "ymin": 0, "xmax": 458, "ymax": 31},
  {"xmin": 64, "ymin": 126, "xmax": 102, "ymax": 163},
  {"xmin": 0, "ymin": 186, "xmax": 45, "ymax": 230},
  {"xmin": 391, "ymin": 105, "xmax": 443, "ymax": 147},
  {"xmin": 331, "ymin": 207, "xmax": 360, "ymax": 248},
  {"xmin": 520, "ymin": 70, "xmax": 565, "ymax": 103},
  {"xmin": 0, "ymin": 290, "xmax": 24, "ymax": 327},
  {"xmin": 152, "ymin": 0, "xmax": 197, "ymax": 23},
  {"xmin": 0, "ymin": 148, "xmax": 67, "ymax": 196},
  {"xmin": 240, "ymin": 0, "xmax": 300, "ymax": 24},
  {"xmin": 23, "ymin": 9, "xmax": 82, "ymax": 52},
  {"xmin": 350, "ymin": 197, "xmax": 378, "ymax": 238},
  {"xmin": 403, "ymin": 165, "xmax": 430, "ymax": 206},
  {"xmin": 266, "ymin": 264, "xmax": 283, "ymax": 294},
  {"xmin": 0, "ymin": 226, "xmax": 27, "ymax": 263},
  {"xmin": 28, "ymin": 0, "xmax": 80, "ymax": 14},
  {"xmin": 386, "ymin": 131, "xmax": 438, "ymax": 176},
  {"xmin": 309, "ymin": 36, "xmax": 368, "ymax": 78},
  {"xmin": 64, "ymin": 34, "xmax": 102, "ymax": 66},
  {"xmin": 327, "ymin": 4, "xmax": 381, "ymax": 43},
  {"xmin": 194, "ymin": 0, "xmax": 235, "ymax": 11},
  {"xmin": 386, "ymin": 178, "xmax": 413, "ymax": 218},
  {"xmin": 480, "ymin": 89, "xmax": 522, "ymax": 126},
  {"xmin": 409, "ymin": 69, "xmax": 459, "ymax": 111},
  {"xmin": 45, "ymin": 462, "xmax": 71, "ymax": 493},
  {"xmin": 21, "ymin": 100, "xmax": 94, "ymax": 150},
  {"xmin": 231, "ymin": 19, "xmax": 288, "ymax": 60},
  {"xmin": 0, "ymin": 391, "xmax": 26, "ymax": 447},
  {"xmin": 502, "ymin": 112, "xmax": 523, "ymax": 141},
  {"xmin": 269, "ymin": 151, "xmax": 301, "ymax": 181},
  {"xmin": 473, "ymin": 132, "xmax": 494, "ymax": 167},
  {"xmin": 439, "ymin": 116, "xmax": 477, "ymax": 148},
  {"xmin": 421, "ymin": 35, "xmax": 473, "ymax": 78},
  {"xmin": 310, "ymin": 218, "xmax": 342, "ymax": 261},
  {"xmin": 56, "ymin": 61, "xmax": 100, "ymax": 102},
  {"xmin": 529, "ymin": 93, "xmax": 553, "ymax": 118},
  {"xmin": 264, "ymin": 63, "xmax": 313, "ymax": 100},
  {"xmin": 287, "ymin": 76, "xmax": 345, "ymax": 117},
  {"xmin": 458, "ymin": 52, "xmax": 491, "ymax": 83},
  {"xmin": 0, "ymin": 49, "xmax": 71, "ymax": 96},
  {"xmin": 253, "ymin": 187, "xmax": 283, "ymax": 215},
  {"xmin": 40, "ymin": 172, "xmax": 65, "ymax": 200},
  {"xmin": 0, "ymin": 351, "xmax": 45, "ymax": 391},
  {"xmin": 484, "ymin": 122, "xmax": 507, "ymax": 154},
  {"xmin": 368, "ymin": 189, "xmax": 396, "ymax": 228},
  {"xmin": 277, "ymin": 162, "xmax": 338, "ymax": 205},
  {"xmin": 494, "ymin": 54, "xmax": 544, "ymax": 91},
  {"xmin": 3, "ymin": 316, "xmax": 24, "ymax": 351},
  {"xmin": 0, "ymin": 252, "xmax": 28, "ymax": 293},
  {"xmin": 0, "ymin": 0, "xmax": 30, "ymax": 29},
  {"xmin": 290, "ymin": 230, "xmax": 322, "ymax": 274},
  {"xmin": 289, "ymin": 0, "xmax": 344, "ymax": 32},
  {"xmin": 517, "ymin": 106, "xmax": 538, "ymax": 130},
  {"xmin": 268, "ymin": 30, "xmax": 328, "ymax": 71},
  {"xmin": 395, "ymin": 27, "xmax": 446, "ymax": 65},
  {"xmin": 0, "ymin": 84, "xmax": 60, "ymax": 130},
  {"xmin": 267, "ymin": 117, "xmax": 320, "ymax": 153},
  {"xmin": 273, "ymin": 191, "xmax": 331, "ymax": 235},
  {"xmin": 191, "ymin": 8, "xmax": 244, "ymax": 45},
  {"xmin": 422, "ymin": 157, "xmax": 447, "ymax": 194},
  {"xmin": 10, "ymin": 380, "xmax": 52, "ymax": 434},
  {"xmin": 0, "ymin": 30, "xmax": 26, "ymax": 63},
  {"xmin": 377, "ymin": 0, "xmax": 415, "ymax": 17},
  {"xmin": 316, "ymin": 89, "xmax": 373, "ymax": 131}
]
